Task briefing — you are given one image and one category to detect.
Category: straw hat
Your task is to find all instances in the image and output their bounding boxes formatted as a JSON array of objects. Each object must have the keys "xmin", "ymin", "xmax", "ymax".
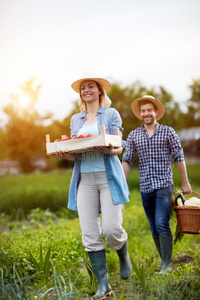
[
  {"xmin": 131, "ymin": 95, "xmax": 165, "ymax": 120},
  {"xmin": 71, "ymin": 72, "xmax": 111, "ymax": 94}
]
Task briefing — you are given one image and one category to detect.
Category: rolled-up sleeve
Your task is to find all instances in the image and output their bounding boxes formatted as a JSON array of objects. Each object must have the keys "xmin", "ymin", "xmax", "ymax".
[{"xmin": 168, "ymin": 128, "xmax": 185, "ymax": 162}]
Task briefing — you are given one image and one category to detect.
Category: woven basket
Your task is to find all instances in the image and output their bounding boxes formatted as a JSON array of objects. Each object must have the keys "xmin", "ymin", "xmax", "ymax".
[{"xmin": 174, "ymin": 191, "xmax": 200, "ymax": 234}]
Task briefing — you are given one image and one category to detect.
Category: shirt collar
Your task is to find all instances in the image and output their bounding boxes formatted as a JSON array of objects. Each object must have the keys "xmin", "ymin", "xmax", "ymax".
[
  {"xmin": 80, "ymin": 106, "xmax": 104, "ymax": 118},
  {"xmin": 141, "ymin": 122, "xmax": 160, "ymax": 133}
]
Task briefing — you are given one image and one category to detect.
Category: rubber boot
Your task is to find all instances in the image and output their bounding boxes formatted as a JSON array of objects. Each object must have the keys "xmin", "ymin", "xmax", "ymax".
[
  {"xmin": 159, "ymin": 235, "xmax": 172, "ymax": 273},
  {"xmin": 153, "ymin": 236, "xmax": 163, "ymax": 268},
  {"xmin": 88, "ymin": 250, "xmax": 112, "ymax": 300},
  {"xmin": 116, "ymin": 241, "xmax": 132, "ymax": 280}
]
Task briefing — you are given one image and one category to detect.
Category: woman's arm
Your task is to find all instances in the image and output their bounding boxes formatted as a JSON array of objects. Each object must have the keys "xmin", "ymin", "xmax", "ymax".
[
  {"xmin": 93, "ymin": 144, "xmax": 123, "ymax": 155},
  {"xmin": 52, "ymin": 150, "xmax": 76, "ymax": 161}
]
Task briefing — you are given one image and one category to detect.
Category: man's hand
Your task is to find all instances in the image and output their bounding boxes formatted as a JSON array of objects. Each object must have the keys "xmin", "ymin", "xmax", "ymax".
[
  {"xmin": 122, "ymin": 162, "xmax": 131, "ymax": 180},
  {"xmin": 177, "ymin": 161, "xmax": 192, "ymax": 194},
  {"xmin": 182, "ymin": 181, "xmax": 192, "ymax": 194}
]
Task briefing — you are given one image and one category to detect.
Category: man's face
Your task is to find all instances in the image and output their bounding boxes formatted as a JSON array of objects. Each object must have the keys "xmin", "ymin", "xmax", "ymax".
[{"xmin": 139, "ymin": 103, "xmax": 158, "ymax": 125}]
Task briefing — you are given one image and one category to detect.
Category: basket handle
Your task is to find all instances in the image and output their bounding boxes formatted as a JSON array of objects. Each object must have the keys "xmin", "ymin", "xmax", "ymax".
[{"xmin": 191, "ymin": 191, "xmax": 200, "ymax": 197}]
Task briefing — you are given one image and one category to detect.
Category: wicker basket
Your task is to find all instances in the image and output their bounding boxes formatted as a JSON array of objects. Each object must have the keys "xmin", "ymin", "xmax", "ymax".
[{"xmin": 174, "ymin": 191, "xmax": 200, "ymax": 234}]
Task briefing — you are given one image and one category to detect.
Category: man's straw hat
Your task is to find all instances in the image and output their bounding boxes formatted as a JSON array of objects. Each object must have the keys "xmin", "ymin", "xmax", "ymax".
[
  {"xmin": 71, "ymin": 72, "xmax": 111, "ymax": 94},
  {"xmin": 131, "ymin": 95, "xmax": 165, "ymax": 120}
]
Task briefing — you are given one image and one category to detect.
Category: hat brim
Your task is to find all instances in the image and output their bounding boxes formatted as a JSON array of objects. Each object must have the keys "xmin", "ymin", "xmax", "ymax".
[
  {"xmin": 71, "ymin": 77, "xmax": 111, "ymax": 94},
  {"xmin": 131, "ymin": 97, "xmax": 165, "ymax": 120}
]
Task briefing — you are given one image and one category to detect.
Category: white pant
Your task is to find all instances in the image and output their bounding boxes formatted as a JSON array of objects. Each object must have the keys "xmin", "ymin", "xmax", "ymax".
[{"xmin": 77, "ymin": 171, "xmax": 128, "ymax": 252}]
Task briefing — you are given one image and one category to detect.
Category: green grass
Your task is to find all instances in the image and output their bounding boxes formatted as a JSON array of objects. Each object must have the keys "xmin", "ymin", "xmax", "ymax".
[
  {"xmin": 0, "ymin": 192, "xmax": 200, "ymax": 299},
  {"xmin": 1, "ymin": 163, "xmax": 199, "ymax": 219},
  {"xmin": 0, "ymin": 165, "xmax": 200, "ymax": 299},
  {"xmin": 0, "ymin": 169, "xmax": 77, "ymax": 219}
]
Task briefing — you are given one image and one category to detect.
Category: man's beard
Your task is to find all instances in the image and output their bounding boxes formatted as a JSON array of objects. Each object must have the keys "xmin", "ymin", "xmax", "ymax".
[{"xmin": 142, "ymin": 116, "xmax": 155, "ymax": 125}]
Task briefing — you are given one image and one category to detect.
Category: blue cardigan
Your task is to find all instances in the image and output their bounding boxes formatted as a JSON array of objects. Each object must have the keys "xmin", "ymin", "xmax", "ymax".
[{"xmin": 67, "ymin": 106, "xmax": 130, "ymax": 211}]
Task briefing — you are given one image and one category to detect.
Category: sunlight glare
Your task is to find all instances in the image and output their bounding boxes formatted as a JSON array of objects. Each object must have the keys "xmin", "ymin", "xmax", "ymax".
[{"xmin": 19, "ymin": 94, "xmax": 30, "ymax": 107}]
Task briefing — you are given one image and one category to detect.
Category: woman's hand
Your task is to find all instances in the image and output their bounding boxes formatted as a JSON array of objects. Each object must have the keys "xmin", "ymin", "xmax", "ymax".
[
  {"xmin": 93, "ymin": 144, "xmax": 123, "ymax": 155},
  {"xmin": 51, "ymin": 150, "xmax": 76, "ymax": 161}
]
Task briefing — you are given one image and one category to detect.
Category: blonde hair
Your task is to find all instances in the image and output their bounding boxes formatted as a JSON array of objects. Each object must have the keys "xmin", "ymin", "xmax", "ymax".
[{"xmin": 78, "ymin": 81, "xmax": 111, "ymax": 112}]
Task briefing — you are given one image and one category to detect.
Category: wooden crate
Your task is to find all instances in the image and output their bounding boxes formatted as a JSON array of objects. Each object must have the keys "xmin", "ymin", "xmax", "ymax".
[{"xmin": 46, "ymin": 125, "xmax": 121, "ymax": 155}]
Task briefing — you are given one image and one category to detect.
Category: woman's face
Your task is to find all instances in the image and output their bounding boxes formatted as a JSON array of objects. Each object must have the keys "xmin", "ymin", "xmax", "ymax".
[{"xmin": 80, "ymin": 80, "xmax": 101, "ymax": 103}]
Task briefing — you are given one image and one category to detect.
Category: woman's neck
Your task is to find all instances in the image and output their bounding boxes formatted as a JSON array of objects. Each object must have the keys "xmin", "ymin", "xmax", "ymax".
[
  {"xmin": 84, "ymin": 102, "xmax": 100, "ymax": 125},
  {"xmin": 86, "ymin": 101, "xmax": 100, "ymax": 114}
]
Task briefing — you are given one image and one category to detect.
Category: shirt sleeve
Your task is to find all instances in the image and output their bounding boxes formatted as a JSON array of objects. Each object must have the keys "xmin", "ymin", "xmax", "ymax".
[
  {"xmin": 70, "ymin": 114, "xmax": 77, "ymax": 138},
  {"xmin": 168, "ymin": 127, "xmax": 185, "ymax": 162},
  {"xmin": 122, "ymin": 131, "xmax": 136, "ymax": 166},
  {"xmin": 109, "ymin": 108, "xmax": 126, "ymax": 147}
]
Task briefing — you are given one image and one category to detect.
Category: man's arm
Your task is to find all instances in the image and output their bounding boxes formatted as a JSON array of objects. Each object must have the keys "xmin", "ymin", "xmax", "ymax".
[
  {"xmin": 122, "ymin": 162, "xmax": 131, "ymax": 180},
  {"xmin": 176, "ymin": 161, "xmax": 192, "ymax": 194}
]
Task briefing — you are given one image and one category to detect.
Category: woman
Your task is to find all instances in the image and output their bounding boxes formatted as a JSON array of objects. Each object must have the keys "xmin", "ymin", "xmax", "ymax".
[{"xmin": 56, "ymin": 72, "xmax": 131, "ymax": 299}]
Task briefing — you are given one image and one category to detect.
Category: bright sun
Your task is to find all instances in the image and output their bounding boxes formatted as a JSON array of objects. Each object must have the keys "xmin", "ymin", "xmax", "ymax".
[{"xmin": 18, "ymin": 95, "xmax": 30, "ymax": 107}]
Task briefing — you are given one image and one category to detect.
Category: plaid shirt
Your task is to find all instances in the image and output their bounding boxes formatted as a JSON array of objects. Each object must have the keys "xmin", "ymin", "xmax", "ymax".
[{"xmin": 122, "ymin": 123, "xmax": 185, "ymax": 193}]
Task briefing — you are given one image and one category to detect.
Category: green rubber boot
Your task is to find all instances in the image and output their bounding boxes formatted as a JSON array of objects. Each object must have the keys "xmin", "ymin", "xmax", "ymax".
[
  {"xmin": 88, "ymin": 250, "xmax": 112, "ymax": 300},
  {"xmin": 153, "ymin": 236, "xmax": 163, "ymax": 268},
  {"xmin": 116, "ymin": 242, "xmax": 132, "ymax": 280},
  {"xmin": 159, "ymin": 235, "xmax": 172, "ymax": 273}
]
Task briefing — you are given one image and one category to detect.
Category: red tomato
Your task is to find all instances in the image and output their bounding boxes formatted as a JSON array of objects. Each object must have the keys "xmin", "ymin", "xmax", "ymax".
[
  {"xmin": 77, "ymin": 135, "xmax": 84, "ymax": 138},
  {"xmin": 54, "ymin": 139, "xmax": 61, "ymax": 142},
  {"xmin": 84, "ymin": 134, "xmax": 92, "ymax": 138},
  {"xmin": 61, "ymin": 137, "xmax": 70, "ymax": 141}
]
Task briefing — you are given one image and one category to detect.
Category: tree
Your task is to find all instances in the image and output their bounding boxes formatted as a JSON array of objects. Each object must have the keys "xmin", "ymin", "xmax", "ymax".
[
  {"xmin": 108, "ymin": 81, "xmax": 182, "ymax": 139},
  {"xmin": 3, "ymin": 78, "xmax": 51, "ymax": 172},
  {"xmin": 185, "ymin": 79, "xmax": 200, "ymax": 127}
]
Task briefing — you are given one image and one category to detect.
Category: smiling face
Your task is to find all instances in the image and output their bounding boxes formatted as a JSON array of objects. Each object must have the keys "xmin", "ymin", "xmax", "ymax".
[
  {"xmin": 80, "ymin": 80, "xmax": 101, "ymax": 104},
  {"xmin": 139, "ymin": 102, "xmax": 158, "ymax": 125}
]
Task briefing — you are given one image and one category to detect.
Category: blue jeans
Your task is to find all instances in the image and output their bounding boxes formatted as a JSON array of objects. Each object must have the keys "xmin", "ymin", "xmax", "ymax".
[{"xmin": 141, "ymin": 184, "xmax": 174, "ymax": 237}]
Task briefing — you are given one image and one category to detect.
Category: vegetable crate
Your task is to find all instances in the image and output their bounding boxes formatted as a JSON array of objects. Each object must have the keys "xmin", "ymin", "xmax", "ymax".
[
  {"xmin": 174, "ymin": 191, "xmax": 200, "ymax": 234},
  {"xmin": 46, "ymin": 125, "xmax": 121, "ymax": 155}
]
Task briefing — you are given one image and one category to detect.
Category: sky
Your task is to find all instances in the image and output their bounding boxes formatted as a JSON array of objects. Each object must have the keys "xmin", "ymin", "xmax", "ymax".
[{"xmin": 0, "ymin": 0, "xmax": 200, "ymax": 126}]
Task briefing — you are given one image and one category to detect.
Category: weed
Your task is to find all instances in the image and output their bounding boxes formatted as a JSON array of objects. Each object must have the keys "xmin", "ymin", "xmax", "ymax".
[
  {"xmin": 130, "ymin": 258, "xmax": 148, "ymax": 299},
  {"xmin": 42, "ymin": 263, "xmax": 82, "ymax": 300},
  {"xmin": 84, "ymin": 258, "xmax": 96, "ymax": 294},
  {"xmin": 29, "ymin": 243, "xmax": 51, "ymax": 284}
]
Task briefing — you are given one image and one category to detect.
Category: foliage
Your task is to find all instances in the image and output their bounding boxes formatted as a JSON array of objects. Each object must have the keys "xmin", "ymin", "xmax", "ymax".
[
  {"xmin": 1, "ymin": 164, "xmax": 200, "ymax": 219},
  {"xmin": 0, "ymin": 189, "xmax": 200, "ymax": 299},
  {"xmin": 0, "ymin": 248, "xmax": 83, "ymax": 299},
  {"xmin": 29, "ymin": 244, "xmax": 52, "ymax": 284},
  {"xmin": 108, "ymin": 81, "xmax": 187, "ymax": 139},
  {"xmin": 44, "ymin": 263, "xmax": 81, "ymax": 299},
  {"xmin": 2, "ymin": 78, "xmax": 52, "ymax": 172},
  {"xmin": 1, "ymin": 77, "xmax": 200, "ymax": 172},
  {"xmin": 130, "ymin": 258, "xmax": 148, "ymax": 297},
  {"xmin": 0, "ymin": 248, "xmax": 38, "ymax": 299},
  {"xmin": 83, "ymin": 258, "xmax": 96, "ymax": 295},
  {"xmin": 186, "ymin": 78, "xmax": 200, "ymax": 127},
  {"xmin": 0, "ymin": 170, "xmax": 78, "ymax": 218}
]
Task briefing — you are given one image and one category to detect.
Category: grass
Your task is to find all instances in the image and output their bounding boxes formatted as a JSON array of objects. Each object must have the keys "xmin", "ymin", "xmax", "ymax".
[
  {"xmin": 0, "ymin": 163, "xmax": 200, "ymax": 219},
  {"xmin": 0, "ymin": 165, "xmax": 200, "ymax": 299},
  {"xmin": 0, "ymin": 169, "xmax": 77, "ymax": 219}
]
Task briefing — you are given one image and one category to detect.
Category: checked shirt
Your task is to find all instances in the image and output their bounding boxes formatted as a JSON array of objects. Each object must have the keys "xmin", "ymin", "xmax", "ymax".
[{"xmin": 122, "ymin": 123, "xmax": 185, "ymax": 193}]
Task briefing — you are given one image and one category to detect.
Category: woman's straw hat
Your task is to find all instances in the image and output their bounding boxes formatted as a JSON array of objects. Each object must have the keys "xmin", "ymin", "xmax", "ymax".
[
  {"xmin": 131, "ymin": 95, "xmax": 165, "ymax": 120},
  {"xmin": 71, "ymin": 72, "xmax": 111, "ymax": 94}
]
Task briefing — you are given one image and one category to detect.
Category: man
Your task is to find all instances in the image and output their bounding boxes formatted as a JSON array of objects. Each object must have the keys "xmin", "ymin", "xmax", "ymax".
[{"xmin": 122, "ymin": 95, "xmax": 191, "ymax": 273}]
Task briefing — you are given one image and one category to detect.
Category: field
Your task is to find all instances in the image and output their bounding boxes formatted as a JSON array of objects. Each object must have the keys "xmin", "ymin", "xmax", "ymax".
[{"xmin": 0, "ymin": 164, "xmax": 200, "ymax": 299}]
